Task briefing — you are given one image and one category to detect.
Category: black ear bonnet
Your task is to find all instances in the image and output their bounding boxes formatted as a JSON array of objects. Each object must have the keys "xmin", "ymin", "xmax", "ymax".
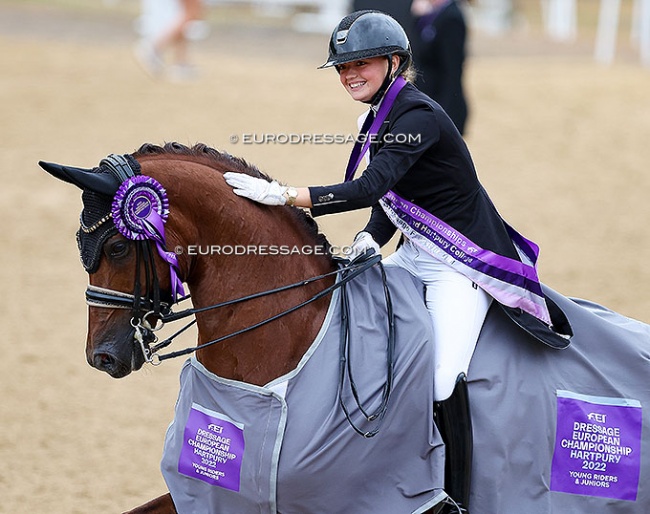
[
  {"xmin": 78, "ymin": 154, "xmax": 141, "ymax": 273},
  {"xmin": 40, "ymin": 154, "xmax": 141, "ymax": 273}
]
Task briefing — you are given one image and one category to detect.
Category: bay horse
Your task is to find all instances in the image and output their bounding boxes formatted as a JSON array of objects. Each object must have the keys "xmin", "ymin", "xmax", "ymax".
[
  {"xmin": 41, "ymin": 143, "xmax": 650, "ymax": 513},
  {"xmin": 40, "ymin": 143, "xmax": 445, "ymax": 513}
]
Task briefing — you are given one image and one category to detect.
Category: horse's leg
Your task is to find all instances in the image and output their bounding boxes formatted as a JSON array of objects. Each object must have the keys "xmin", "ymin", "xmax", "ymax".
[{"xmin": 122, "ymin": 493, "xmax": 177, "ymax": 514}]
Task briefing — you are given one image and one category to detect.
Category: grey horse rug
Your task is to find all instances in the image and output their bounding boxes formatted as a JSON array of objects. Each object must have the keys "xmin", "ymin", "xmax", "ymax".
[
  {"xmin": 468, "ymin": 288, "xmax": 650, "ymax": 513},
  {"xmin": 161, "ymin": 263, "xmax": 650, "ymax": 513},
  {"xmin": 161, "ymin": 265, "xmax": 447, "ymax": 513}
]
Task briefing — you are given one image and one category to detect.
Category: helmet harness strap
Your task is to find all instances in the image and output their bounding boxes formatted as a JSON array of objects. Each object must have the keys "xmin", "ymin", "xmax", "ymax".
[{"xmin": 368, "ymin": 54, "xmax": 409, "ymax": 106}]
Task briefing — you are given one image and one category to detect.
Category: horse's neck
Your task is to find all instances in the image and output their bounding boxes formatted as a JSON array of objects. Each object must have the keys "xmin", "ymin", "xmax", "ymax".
[{"xmin": 157, "ymin": 162, "xmax": 336, "ymax": 386}]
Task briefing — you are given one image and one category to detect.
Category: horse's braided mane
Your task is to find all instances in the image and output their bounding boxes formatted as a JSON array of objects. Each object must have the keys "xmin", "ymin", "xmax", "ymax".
[{"xmin": 132, "ymin": 142, "xmax": 332, "ymax": 257}]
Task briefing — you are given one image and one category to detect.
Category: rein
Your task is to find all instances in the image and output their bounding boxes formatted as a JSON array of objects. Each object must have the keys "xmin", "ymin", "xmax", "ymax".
[
  {"xmin": 90, "ymin": 254, "xmax": 381, "ymax": 361},
  {"xmin": 87, "ymin": 252, "xmax": 396, "ymax": 437},
  {"xmin": 157, "ymin": 256, "xmax": 384, "ymax": 361}
]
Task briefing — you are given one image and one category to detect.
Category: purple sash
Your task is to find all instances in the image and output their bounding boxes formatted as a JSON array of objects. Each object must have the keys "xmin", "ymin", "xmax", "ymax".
[
  {"xmin": 343, "ymin": 76, "xmax": 551, "ymax": 324},
  {"xmin": 380, "ymin": 192, "xmax": 551, "ymax": 324},
  {"xmin": 345, "ymin": 76, "xmax": 407, "ymax": 182}
]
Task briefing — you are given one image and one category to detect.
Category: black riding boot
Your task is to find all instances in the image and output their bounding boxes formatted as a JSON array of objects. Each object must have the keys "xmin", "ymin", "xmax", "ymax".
[{"xmin": 434, "ymin": 374, "xmax": 473, "ymax": 514}]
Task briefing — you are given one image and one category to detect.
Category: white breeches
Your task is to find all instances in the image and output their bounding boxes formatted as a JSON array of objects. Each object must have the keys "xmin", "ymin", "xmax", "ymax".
[{"xmin": 383, "ymin": 239, "xmax": 492, "ymax": 401}]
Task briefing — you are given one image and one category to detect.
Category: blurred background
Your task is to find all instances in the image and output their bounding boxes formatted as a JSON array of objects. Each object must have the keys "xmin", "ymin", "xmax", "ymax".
[{"xmin": 1, "ymin": 0, "xmax": 649, "ymax": 512}]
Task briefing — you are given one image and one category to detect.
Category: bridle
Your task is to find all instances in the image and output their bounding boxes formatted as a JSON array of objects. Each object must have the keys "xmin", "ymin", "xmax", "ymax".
[
  {"xmin": 86, "ymin": 251, "xmax": 379, "ymax": 357},
  {"xmin": 84, "ymin": 154, "xmax": 396, "ymax": 437},
  {"xmin": 86, "ymin": 250, "xmax": 382, "ymax": 364}
]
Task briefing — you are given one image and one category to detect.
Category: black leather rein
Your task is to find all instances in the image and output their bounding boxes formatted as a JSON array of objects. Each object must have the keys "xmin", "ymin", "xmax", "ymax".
[{"xmin": 87, "ymin": 252, "xmax": 396, "ymax": 437}]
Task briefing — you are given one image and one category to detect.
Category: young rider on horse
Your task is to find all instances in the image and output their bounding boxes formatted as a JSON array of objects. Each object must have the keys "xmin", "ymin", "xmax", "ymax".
[{"xmin": 224, "ymin": 10, "xmax": 571, "ymax": 511}]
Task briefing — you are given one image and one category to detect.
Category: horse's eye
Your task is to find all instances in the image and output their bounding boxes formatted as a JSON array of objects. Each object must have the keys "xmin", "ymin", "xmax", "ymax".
[{"xmin": 108, "ymin": 240, "xmax": 130, "ymax": 259}]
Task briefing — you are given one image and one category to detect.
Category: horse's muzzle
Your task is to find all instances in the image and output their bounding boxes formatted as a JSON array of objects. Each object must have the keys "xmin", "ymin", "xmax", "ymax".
[{"xmin": 88, "ymin": 330, "xmax": 145, "ymax": 378}]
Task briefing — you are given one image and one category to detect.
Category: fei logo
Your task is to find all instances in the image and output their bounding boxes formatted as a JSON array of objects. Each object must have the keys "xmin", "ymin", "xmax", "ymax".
[
  {"xmin": 587, "ymin": 412, "xmax": 607, "ymax": 423},
  {"xmin": 207, "ymin": 423, "xmax": 224, "ymax": 434}
]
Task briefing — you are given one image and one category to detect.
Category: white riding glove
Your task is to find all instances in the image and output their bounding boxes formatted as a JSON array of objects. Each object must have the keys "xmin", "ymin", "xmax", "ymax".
[
  {"xmin": 224, "ymin": 172, "xmax": 287, "ymax": 206},
  {"xmin": 347, "ymin": 231, "xmax": 381, "ymax": 261}
]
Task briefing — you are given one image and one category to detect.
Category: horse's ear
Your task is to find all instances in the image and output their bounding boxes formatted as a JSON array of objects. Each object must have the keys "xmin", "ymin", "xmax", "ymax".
[{"xmin": 39, "ymin": 161, "xmax": 121, "ymax": 196}]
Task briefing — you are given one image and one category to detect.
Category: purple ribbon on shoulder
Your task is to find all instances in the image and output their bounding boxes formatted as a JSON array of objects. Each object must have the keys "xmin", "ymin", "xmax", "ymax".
[{"xmin": 344, "ymin": 76, "xmax": 408, "ymax": 182}]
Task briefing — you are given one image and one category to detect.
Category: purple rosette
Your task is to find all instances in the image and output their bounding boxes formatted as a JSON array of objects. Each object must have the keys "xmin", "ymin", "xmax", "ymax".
[
  {"xmin": 112, "ymin": 175, "xmax": 169, "ymax": 241},
  {"xmin": 111, "ymin": 175, "xmax": 185, "ymax": 301}
]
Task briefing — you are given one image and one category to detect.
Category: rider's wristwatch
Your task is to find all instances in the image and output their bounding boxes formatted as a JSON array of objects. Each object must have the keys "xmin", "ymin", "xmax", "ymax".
[{"xmin": 284, "ymin": 187, "xmax": 298, "ymax": 206}]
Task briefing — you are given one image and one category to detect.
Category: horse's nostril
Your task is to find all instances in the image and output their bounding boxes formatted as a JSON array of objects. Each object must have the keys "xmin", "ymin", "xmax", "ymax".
[
  {"xmin": 91, "ymin": 350, "xmax": 132, "ymax": 378},
  {"xmin": 93, "ymin": 352, "xmax": 115, "ymax": 371}
]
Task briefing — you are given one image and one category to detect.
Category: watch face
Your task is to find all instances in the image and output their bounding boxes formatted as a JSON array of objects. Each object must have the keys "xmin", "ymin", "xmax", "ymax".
[{"xmin": 285, "ymin": 187, "xmax": 298, "ymax": 206}]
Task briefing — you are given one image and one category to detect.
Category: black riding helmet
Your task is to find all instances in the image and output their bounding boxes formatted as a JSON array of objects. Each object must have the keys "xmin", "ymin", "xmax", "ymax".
[{"xmin": 319, "ymin": 10, "xmax": 412, "ymax": 105}]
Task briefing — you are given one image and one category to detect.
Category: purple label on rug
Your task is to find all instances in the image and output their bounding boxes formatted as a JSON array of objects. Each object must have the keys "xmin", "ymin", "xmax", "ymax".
[
  {"xmin": 550, "ymin": 390, "xmax": 642, "ymax": 501},
  {"xmin": 178, "ymin": 403, "xmax": 245, "ymax": 491}
]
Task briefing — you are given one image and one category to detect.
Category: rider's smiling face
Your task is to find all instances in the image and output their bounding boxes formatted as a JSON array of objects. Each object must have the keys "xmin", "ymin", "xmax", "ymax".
[{"xmin": 336, "ymin": 56, "xmax": 398, "ymax": 103}]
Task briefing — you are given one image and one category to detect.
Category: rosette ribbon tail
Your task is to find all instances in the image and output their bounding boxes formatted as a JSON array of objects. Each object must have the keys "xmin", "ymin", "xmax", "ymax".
[{"xmin": 143, "ymin": 213, "xmax": 186, "ymax": 302}]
